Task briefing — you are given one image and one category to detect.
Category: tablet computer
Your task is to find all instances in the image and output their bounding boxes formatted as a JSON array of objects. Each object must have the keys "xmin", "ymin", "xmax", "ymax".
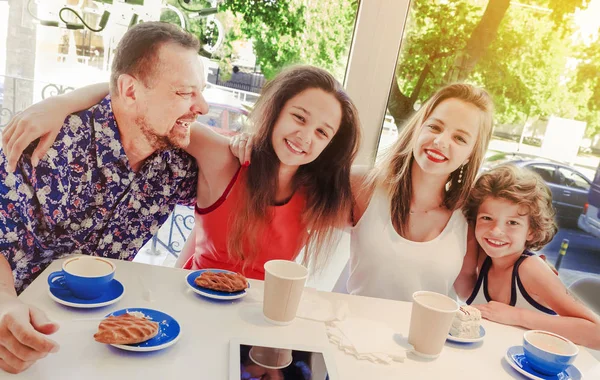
[{"xmin": 229, "ymin": 338, "xmax": 339, "ymax": 380}]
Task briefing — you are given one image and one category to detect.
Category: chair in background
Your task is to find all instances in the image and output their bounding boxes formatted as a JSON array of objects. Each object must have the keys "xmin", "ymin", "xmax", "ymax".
[
  {"xmin": 569, "ymin": 277, "xmax": 600, "ymax": 360},
  {"xmin": 570, "ymin": 277, "xmax": 600, "ymax": 314}
]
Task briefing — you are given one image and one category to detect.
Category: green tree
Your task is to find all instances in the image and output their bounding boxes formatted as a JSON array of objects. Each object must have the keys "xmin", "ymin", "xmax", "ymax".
[
  {"xmin": 476, "ymin": 3, "xmax": 578, "ymax": 125},
  {"xmin": 572, "ymin": 41, "xmax": 600, "ymax": 137},
  {"xmin": 388, "ymin": 0, "xmax": 591, "ymax": 127},
  {"xmin": 388, "ymin": 1, "xmax": 482, "ymax": 127},
  {"xmin": 160, "ymin": 0, "xmax": 221, "ymax": 58},
  {"xmin": 218, "ymin": 0, "xmax": 357, "ymax": 81},
  {"xmin": 218, "ymin": 0, "xmax": 306, "ymax": 79}
]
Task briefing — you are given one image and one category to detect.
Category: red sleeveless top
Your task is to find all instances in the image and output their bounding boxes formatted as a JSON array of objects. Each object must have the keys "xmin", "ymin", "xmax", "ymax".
[{"xmin": 183, "ymin": 167, "xmax": 308, "ymax": 280}]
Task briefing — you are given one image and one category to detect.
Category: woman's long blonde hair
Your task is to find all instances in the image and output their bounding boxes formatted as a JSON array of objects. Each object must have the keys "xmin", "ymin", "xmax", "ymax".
[
  {"xmin": 370, "ymin": 83, "xmax": 494, "ymax": 236},
  {"xmin": 228, "ymin": 65, "xmax": 361, "ymax": 271}
]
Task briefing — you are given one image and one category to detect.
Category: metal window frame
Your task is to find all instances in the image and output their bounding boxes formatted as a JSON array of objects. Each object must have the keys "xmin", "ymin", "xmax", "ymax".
[{"xmin": 344, "ymin": 0, "xmax": 411, "ymax": 165}]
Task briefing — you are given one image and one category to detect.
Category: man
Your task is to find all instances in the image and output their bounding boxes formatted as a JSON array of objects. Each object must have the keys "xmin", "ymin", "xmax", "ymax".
[{"xmin": 0, "ymin": 22, "xmax": 208, "ymax": 373}]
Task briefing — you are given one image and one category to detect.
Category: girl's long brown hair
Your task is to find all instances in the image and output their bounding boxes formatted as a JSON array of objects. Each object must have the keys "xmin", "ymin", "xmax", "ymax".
[
  {"xmin": 228, "ymin": 65, "xmax": 361, "ymax": 271},
  {"xmin": 370, "ymin": 83, "xmax": 494, "ymax": 236}
]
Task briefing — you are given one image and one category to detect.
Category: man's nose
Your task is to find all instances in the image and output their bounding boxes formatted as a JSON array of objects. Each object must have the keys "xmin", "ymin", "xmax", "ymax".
[{"xmin": 191, "ymin": 93, "xmax": 209, "ymax": 116}]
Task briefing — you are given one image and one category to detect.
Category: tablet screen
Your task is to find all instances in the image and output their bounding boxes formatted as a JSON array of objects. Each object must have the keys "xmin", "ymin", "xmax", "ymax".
[{"xmin": 238, "ymin": 344, "xmax": 331, "ymax": 380}]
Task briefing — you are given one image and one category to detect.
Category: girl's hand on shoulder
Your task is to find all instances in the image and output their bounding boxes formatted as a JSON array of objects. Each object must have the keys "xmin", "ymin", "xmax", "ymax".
[
  {"xmin": 229, "ymin": 132, "xmax": 253, "ymax": 166},
  {"xmin": 473, "ymin": 301, "xmax": 521, "ymax": 326},
  {"xmin": 2, "ymin": 96, "xmax": 68, "ymax": 172}
]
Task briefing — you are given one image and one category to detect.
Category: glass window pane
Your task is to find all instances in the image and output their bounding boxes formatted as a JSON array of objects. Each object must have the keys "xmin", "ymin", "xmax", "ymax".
[
  {"xmin": 528, "ymin": 164, "xmax": 557, "ymax": 184},
  {"xmin": 0, "ymin": 0, "xmax": 359, "ymax": 133},
  {"xmin": 0, "ymin": 0, "xmax": 360, "ymax": 268},
  {"xmin": 378, "ymin": 0, "xmax": 600, "ymax": 280},
  {"xmin": 557, "ymin": 167, "xmax": 591, "ymax": 191}
]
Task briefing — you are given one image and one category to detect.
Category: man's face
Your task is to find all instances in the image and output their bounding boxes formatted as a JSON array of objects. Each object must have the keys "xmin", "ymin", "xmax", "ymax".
[{"xmin": 134, "ymin": 42, "xmax": 209, "ymax": 150}]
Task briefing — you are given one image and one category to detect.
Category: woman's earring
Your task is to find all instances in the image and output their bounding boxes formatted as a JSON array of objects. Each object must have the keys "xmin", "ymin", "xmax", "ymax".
[{"xmin": 458, "ymin": 165, "xmax": 464, "ymax": 184}]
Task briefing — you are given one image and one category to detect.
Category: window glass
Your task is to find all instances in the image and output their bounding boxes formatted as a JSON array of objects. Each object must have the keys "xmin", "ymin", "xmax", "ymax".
[
  {"xmin": 557, "ymin": 167, "xmax": 591, "ymax": 191},
  {"xmin": 375, "ymin": 0, "xmax": 600, "ymax": 280},
  {"xmin": 527, "ymin": 164, "xmax": 557, "ymax": 184}
]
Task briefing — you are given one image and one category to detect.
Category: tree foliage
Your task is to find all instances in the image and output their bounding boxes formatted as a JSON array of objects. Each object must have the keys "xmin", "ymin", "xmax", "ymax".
[
  {"xmin": 388, "ymin": 0, "xmax": 594, "ymax": 135},
  {"xmin": 572, "ymin": 41, "xmax": 600, "ymax": 137},
  {"xmin": 217, "ymin": 0, "xmax": 357, "ymax": 81},
  {"xmin": 166, "ymin": 0, "xmax": 597, "ymax": 136}
]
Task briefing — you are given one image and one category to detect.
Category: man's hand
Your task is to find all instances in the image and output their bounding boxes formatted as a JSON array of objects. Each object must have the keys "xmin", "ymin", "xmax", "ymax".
[
  {"xmin": 0, "ymin": 297, "xmax": 60, "ymax": 374},
  {"xmin": 229, "ymin": 133, "xmax": 253, "ymax": 166},
  {"xmin": 1, "ymin": 97, "xmax": 66, "ymax": 173}
]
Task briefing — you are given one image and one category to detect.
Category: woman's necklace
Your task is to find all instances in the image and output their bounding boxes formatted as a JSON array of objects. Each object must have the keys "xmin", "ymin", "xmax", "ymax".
[{"xmin": 409, "ymin": 203, "xmax": 444, "ymax": 215}]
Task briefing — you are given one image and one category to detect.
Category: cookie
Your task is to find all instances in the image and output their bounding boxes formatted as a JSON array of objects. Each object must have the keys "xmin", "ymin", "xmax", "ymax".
[
  {"xmin": 194, "ymin": 271, "xmax": 248, "ymax": 293},
  {"xmin": 94, "ymin": 313, "xmax": 159, "ymax": 345}
]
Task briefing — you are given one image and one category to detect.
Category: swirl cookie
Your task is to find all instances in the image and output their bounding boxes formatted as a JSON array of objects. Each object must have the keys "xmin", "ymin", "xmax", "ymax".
[
  {"xmin": 94, "ymin": 313, "xmax": 159, "ymax": 345},
  {"xmin": 194, "ymin": 271, "xmax": 248, "ymax": 293}
]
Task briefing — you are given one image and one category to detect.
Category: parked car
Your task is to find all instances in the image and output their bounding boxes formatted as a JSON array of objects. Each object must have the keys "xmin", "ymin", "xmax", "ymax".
[
  {"xmin": 197, "ymin": 101, "xmax": 249, "ymax": 137},
  {"xmin": 578, "ymin": 162, "xmax": 600, "ymax": 238},
  {"xmin": 197, "ymin": 86, "xmax": 251, "ymax": 137},
  {"xmin": 482, "ymin": 152, "xmax": 592, "ymax": 227}
]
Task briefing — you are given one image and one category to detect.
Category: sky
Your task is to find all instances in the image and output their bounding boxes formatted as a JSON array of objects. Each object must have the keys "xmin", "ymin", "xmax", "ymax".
[{"xmin": 574, "ymin": 0, "xmax": 600, "ymax": 43}]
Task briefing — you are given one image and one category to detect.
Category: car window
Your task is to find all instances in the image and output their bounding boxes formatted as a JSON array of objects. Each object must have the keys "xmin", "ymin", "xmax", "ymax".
[
  {"xmin": 526, "ymin": 164, "xmax": 557, "ymax": 184},
  {"xmin": 557, "ymin": 167, "xmax": 591, "ymax": 191}
]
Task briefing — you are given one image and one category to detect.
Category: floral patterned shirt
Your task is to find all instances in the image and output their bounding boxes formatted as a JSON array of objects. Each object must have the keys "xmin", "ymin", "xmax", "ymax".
[{"xmin": 0, "ymin": 96, "xmax": 198, "ymax": 293}]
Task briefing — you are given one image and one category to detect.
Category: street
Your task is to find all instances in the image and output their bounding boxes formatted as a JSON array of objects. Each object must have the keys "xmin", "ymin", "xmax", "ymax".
[{"xmin": 540, "ymin": 227, "xmax": 600, "ymax": 275}]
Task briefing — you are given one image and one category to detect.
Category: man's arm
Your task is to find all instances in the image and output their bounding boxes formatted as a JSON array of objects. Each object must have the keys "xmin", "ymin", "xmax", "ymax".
[
  {"xmin": 0, "ymin": 255, "xmax": 60, "ymax": 374},
  {"xmin": 2, "ymin": 83, "xmax": 109, "ymax": 172},
  {"xmin": 0, "ymin": 117, "xmax": 74, "ymax": 373}
]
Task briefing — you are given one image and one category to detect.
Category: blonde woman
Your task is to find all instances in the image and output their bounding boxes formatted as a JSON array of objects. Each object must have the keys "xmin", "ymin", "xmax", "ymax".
[{"xmin": 346, "ymin": 83, "xmax": 494, "ymax": 301}]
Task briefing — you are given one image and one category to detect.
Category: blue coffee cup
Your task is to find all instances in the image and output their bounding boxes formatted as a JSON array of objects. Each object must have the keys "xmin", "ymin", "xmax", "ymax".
[
  {"xmin": 47, "ymin": 256, "xmax": 115, "ymax": 300},
  {"xmin": 523, "ymin": 330, "xmax": 579, "ymax": 376}
]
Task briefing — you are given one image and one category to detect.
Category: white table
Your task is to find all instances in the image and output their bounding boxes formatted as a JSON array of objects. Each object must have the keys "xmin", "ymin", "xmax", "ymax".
[{"xmin": 14, "ymin": 258, "xmax": 600, "ymax": 379}]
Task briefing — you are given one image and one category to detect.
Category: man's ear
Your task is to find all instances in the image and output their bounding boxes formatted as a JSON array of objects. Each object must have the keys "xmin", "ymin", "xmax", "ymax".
[{"xmin": 116, "ymin": 74, "xmax": 138, "ymax": 105}]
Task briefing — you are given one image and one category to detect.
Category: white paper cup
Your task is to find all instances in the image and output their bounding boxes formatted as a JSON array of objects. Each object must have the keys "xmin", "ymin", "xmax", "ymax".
[
  {"xmin": 249, "ymin": 346, "xmax": 293, "ymax": 369},
  {"xmin": 408, "ymin": 291, "xmax": 459, "ymax": 358},
  {"xmin": 263, "ymin": 260, "xmax": 308, "ymax": 325}
]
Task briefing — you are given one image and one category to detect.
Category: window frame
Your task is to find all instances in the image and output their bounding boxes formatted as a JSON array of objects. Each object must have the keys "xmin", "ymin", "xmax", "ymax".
[{"xmin": 343, "ymin": 0, "xmax": 411, "ymax": 165}]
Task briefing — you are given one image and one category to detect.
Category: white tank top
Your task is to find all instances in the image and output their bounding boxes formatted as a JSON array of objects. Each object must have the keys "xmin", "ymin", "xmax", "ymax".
[{"xmin": 347, "ymin": 187, "xmax": 468, "ymax": 302}]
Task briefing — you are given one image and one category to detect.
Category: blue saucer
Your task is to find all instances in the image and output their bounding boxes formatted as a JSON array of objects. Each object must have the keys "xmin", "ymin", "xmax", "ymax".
[
  {"xmin": 505, "ymin": 346, "xmax": 582, "ymax": 380},
  {"xmin": 105, "ymin": 308, "xmax": 181, "ymax": 352},
  {"xmin": 185, "ymin": 269, "xmax": 249, "ymax": 300},
  {"xmin": 48, "ymin": 279, "xmax": 125, "ymax": 308},
  {"xmin": 447, "ymin": 325, "xmax": 486, "ymax": 343}
]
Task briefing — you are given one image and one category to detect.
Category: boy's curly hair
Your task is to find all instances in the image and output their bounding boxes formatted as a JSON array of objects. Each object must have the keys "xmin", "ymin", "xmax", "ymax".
[{"xmin": 463, "ymin": 164, "xmax": 558, "ymax": 251}]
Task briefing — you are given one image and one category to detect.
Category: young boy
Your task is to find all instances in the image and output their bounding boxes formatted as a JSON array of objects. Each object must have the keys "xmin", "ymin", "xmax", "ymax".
[{"xmin": 463, "ymin": 165, "xmax": 600, "ymax": 349}]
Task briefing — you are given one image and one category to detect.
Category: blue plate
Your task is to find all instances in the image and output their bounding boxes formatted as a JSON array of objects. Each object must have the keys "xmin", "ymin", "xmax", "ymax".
[
  {"xmin": 505, "ymin": 346, "xmax": 582, "ymax": 380},
  {"xmin": 185, "ymin": 269, "xmax": 249, "ymax": 300},
  {"xmin": 48, "ymin": 279, "xmax": 124, "ymax": 308},
  {"xmin": 447, "ymin": 325, "xmax": 486, "ymax": 343},
  {"xmin": 105, "ymin": 308, "xmax": 181, "ymax": 352}
]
